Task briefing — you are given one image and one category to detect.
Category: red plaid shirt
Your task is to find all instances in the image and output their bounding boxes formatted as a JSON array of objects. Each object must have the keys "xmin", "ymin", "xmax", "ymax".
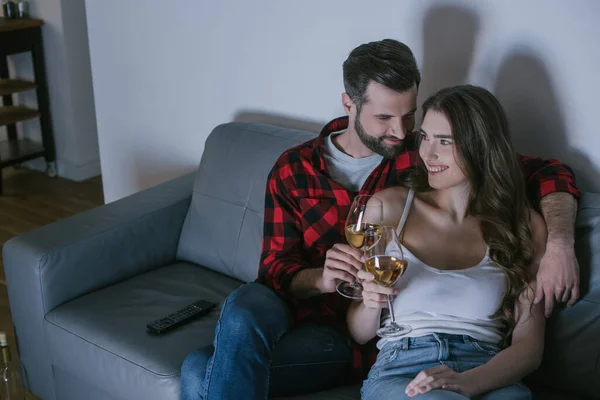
[{"xmin": 257, "ymin": 116, "xmax": 580, "ymax": 380}]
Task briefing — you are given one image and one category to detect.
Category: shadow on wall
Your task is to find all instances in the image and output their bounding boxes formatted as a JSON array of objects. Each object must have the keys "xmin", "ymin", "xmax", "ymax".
[
  {"xmin": 417, "ymin": 5, "xmax": 480, "ymax": 112},
  {"xmin": 233, "ymin": 110, "xmax": 326, "ymax": 133},
  {"xmin": 131, "ymin": 155, "xmax": 198, "ymax": 195},
  {"xmin": 418, "ymin": 4, "xmax": 599, "ymax": 193},
  {"xmin": 128, "ymin": 111, "xmax": 328, "ymax": 197},
  {"xmin": 493, "ymin": 52, "xmax": 600, "ymax": 193}
]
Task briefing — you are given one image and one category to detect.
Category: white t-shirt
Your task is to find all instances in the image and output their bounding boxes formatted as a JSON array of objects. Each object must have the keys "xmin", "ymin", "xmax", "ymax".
[{"xmin": 322, "ymin": 132, "xmax": 383, "ymax": 192}]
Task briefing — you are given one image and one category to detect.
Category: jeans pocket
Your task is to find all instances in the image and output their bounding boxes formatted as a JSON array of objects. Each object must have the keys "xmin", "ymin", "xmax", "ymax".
[{"xmin": 470, "ymin": 341, "xmax": 501, "ymax": 356}]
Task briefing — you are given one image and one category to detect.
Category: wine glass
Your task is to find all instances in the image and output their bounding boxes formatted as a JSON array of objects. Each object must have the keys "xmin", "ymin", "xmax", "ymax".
[
  {"xmin": 336, "ymin": 195, "xmax": 382, "ymax": 300},
  {"xmin": 364, "ymin": 225, "xmax": 412, "ymax": 337}
]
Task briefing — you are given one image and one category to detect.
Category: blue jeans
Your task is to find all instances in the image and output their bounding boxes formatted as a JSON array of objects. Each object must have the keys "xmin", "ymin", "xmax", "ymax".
[
  {"xmin": 180, "ymin": 283, "xmax": 352, "ymax": 400},
  {"xmin": 362, "ymin": 333, "xmax": 531, "ymax": 400}
]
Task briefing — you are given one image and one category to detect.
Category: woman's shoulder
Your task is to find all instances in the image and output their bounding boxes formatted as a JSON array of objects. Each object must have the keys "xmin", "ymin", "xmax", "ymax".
[
  {"xmin": 373, "ymin": 186, "xmax": 410, "ymax": 206},
  {"xmin": 372, "ymin": 186, "xmax": 411, "ymax": 226}
]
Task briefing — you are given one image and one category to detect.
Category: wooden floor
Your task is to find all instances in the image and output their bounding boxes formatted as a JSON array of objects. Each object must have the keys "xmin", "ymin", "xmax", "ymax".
[{"xmin": 0, "ymin": 167, "xmax": 104, "ymax": 400}]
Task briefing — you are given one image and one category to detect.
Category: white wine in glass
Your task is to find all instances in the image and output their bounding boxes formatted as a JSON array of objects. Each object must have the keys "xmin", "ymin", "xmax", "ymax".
[
  {"xmin": 364, "ymin": 225, "xmax": 412, "ymax": 337},
  {"xmin": 336, "ymin": 195, "xmax": 382, "ymax": 300},
  {"xmin": 365, "ymin": 255, "xmax": 407, "ymax": 287}
]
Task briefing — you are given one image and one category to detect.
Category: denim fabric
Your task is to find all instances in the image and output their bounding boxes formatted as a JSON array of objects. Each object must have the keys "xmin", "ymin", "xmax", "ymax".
[
  {"xmin": 362, "ymin": 333, "xmax": 531, "ymax": 400},
  {"xmin": 180, "ymin": 283, "xmax": 352, "ymax": 400}
]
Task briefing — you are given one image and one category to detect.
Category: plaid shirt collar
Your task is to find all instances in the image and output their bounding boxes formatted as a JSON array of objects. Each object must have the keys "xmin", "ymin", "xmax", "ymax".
[{"xmin": 308, "ymin": 116, "xmax": 351, "ymax": 174}]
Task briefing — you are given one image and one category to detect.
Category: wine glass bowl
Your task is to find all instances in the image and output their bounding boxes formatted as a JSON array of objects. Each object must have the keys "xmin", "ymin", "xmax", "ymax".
[{"xmin": 365, "ymin": 255, "xmax": 407, "ymax": 287}]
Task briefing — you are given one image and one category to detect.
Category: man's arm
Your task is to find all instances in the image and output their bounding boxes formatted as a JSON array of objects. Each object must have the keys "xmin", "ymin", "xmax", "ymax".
[
  {"xmin": 520, "ymin": 155, "xmax": 579, "ymax": 208},
  {"xmin": 258, "ymin": 169, "xmax": 362, "ymax": 301},
  {"xmin": 540, "ymin": 192, "xmax": 577, "ymax": 242},
  {"xmin": 289, "ymin": 269, "xmax": 324, "ymax": 298},
  {"xmin": 258, "ymin": 169, "xmax": 309, "ymax": 302},
  {"xmin": 535, "ymin": 193, "xmax": 580, "ymax": 316},
  {"xmin": 520, "ymin": 155, "xmax": 580, "ymax": 316}
]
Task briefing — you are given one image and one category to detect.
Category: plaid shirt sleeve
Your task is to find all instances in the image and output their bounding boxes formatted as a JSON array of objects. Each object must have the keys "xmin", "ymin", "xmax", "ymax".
[
  {"xmin": 519, "ymin": 154, "xmax": 580, "ymax": 208},
  {"xmin": 257, "ymin": 162, "xmax": 307, "ymax": 303}
]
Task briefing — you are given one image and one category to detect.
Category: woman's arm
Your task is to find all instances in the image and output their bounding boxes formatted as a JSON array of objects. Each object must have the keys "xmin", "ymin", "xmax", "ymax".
[
  {"xmin": 461, "ymin": 210, "xmax": 548, "ymax": 395},
  {"xmin": 347, "ymin": 269, "xmax": 401, "ymax": 344},
  {"xmin": 347, "ymin": 300, "xmax": 382, "ymax": 345}
]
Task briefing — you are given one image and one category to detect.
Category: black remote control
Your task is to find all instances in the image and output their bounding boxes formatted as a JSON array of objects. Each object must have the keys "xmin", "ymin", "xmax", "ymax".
[{"xmin": 146, "ymin": 299, "xmax": 217, "ymax": 334}]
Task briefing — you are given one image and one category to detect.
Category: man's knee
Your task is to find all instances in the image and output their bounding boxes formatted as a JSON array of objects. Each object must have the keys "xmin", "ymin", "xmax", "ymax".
[
  {"xmin": 218, "ymin": 282, "xmax": 291, "ymax": 337},
  {"xmin": 181, "ymin": 346, "xmax": 214, "ymax": 399}
]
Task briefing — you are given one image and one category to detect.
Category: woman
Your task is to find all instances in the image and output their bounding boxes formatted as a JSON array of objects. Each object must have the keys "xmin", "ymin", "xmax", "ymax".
[{"xmin": 347, "ymin": 85, "xmax": 546, "ymax": 399}]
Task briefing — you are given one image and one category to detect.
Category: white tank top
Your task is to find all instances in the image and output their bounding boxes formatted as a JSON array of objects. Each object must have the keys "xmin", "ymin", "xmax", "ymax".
[{"xmin": 377, "ymin": 190, "xmax": 507, "ymax": 349}]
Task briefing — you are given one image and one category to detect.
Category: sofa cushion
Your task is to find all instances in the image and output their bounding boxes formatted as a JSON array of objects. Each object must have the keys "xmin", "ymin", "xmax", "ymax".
[
  {"xmin": 44, "ymin": 262, "xmax": 243, "ymax": 400},
  {"xmin": 526, "ymin": 192, "xmax": 600, "ymax": 399},
  {"xmin": 176, "ymin": 122, "xmax": 317, "ymax": 282}
]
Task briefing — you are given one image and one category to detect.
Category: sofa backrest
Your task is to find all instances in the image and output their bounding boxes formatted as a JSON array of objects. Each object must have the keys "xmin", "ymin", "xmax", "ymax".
[{"xmin": 176, "ymin": 122, "xmax": 317, "ymax": 282}]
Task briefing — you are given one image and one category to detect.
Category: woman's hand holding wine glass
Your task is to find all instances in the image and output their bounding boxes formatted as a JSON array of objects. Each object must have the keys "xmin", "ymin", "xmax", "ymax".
[
  {"xmin": 357, "ymin": 269, "xmax": 400, "ymax": 309},
  {"xmin": 362, "ymin": 225, "xmax": 412, "ymax": 337}
]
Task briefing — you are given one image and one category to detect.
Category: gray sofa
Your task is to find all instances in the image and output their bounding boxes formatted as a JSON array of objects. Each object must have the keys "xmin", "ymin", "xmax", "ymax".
[{"xmin": 3, "ymin": 122, "xmax": 599, "ymax": 400}]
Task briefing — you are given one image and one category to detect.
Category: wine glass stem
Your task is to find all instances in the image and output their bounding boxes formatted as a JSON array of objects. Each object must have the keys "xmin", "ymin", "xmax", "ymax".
[
  {"xmin": 387, "ymin": 294, "xmax": 397, "ymax": 325},
  {"xmin": 357, "ymin": 247, "xmax": 366, "ymax": 284}
]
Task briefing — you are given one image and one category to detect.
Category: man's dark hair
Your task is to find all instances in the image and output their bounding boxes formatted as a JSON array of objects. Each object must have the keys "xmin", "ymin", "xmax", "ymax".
[{"xmin": 343, "ymin": 39, "xmax": 421, "ymax": 111}]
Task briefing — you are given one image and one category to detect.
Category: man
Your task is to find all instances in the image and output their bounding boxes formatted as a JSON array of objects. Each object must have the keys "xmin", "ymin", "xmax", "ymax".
[{"xmin": 181, "ymin": 39, "xmax": 580, "ymax": 400}]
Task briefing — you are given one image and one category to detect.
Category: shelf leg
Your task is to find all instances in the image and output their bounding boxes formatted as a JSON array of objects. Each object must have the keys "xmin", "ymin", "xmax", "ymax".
[
  {"xmin": 0, "ymin": 55, "xmax": 18, "ymax": 142},
  {"xmin": 31, "ymin": 26, "xmax": 56, "ymax": 165}
]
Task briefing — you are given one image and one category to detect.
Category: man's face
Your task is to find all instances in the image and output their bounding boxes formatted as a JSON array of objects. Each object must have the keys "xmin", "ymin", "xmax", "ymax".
[{"xmin": 353, "ymin": 81, "xmax": 418, "ymax": 159}]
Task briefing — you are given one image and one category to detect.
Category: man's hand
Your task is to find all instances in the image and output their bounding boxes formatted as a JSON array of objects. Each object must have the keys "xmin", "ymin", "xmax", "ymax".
[
  {"xmin": 535, "ymin": 238, "xmax": 580, "ymax": 317},
  {"xmin": 405, "ymin": 365, "xmax": 478, "ymax": 398},
  {"xmin": 316, "ymin": 243, "xmax": 363, "ymax": 293}
]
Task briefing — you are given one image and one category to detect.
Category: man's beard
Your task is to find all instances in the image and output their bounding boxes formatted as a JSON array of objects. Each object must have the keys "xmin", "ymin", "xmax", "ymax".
[{"xmin": 355, "ymin": 116, "xmax": 405, "ymax": 159}]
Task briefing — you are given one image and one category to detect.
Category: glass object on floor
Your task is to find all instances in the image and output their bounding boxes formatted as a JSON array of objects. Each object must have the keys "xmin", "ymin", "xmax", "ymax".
[{"xmin": 0, "ymin": 332, "xmax": 25, "ymax": 400}]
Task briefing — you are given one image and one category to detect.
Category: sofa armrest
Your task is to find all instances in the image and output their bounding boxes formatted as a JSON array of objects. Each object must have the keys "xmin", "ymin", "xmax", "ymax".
[
  {"xmin": 4, "ymin": 172, "xmax": 195, "ymax": 312},
  {"xmin": 2, "ymin": 172, "xmax": 195, "ymax": 399}
]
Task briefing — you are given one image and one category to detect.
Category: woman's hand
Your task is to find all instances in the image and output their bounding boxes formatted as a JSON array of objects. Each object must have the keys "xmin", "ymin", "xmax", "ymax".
[
  {"xmin": 357, "ymin": 269, "xmax": 399, "ymax": 309},
  {"xmin": 405, "ymin": 365, "xmax": 479, "ymax": 398}
]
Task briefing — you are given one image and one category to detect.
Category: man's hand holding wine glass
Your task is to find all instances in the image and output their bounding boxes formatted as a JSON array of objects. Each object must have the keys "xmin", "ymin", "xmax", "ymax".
[
  {"xmin": 317, "ymin": 244, "xmax": 364, "ymax": 293},
  {"xmin": 336, "ymin": 195, "xmax": 383, "ymax": 299}
]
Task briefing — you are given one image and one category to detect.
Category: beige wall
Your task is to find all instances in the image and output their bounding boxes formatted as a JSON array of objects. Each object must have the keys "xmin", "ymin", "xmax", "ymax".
[{"xmin": 86, "ymin": 0, "xmax": 600, "ymax": 202}]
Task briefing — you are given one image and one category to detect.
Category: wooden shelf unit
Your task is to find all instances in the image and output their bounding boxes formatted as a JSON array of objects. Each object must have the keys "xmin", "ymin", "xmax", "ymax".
[
  {"xmin": 0, "ymin": 78, "xmax": 37, "ymax": 96},
  {"xmin": 0, "ymin": 105, "xmax": 40, "ymax": 126},
  {"xmin": 0, "ymin": 17, "xmax": 56, "ymax": 193}
]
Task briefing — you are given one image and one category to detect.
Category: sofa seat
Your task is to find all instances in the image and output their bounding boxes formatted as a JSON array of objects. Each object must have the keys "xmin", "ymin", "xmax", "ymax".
[
  {"xmin": 44, "ymin": 260, "xmax": 363, "ymax": 400},
  {"xmin": 44, "ymin": 262, "xmax": 243, "ymax": 400}
]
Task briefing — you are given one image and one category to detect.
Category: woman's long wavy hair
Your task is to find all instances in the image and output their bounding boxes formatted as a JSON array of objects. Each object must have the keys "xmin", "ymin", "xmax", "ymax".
[{"xmin": 404, "ymin": 85, "xmax": 534, "ymax": 343}]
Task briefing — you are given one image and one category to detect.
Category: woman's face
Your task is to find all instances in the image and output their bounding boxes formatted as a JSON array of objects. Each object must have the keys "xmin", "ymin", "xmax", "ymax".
[{"xmin": 418, "ymin": 110, "xmax": 467, "ymax": 190}]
